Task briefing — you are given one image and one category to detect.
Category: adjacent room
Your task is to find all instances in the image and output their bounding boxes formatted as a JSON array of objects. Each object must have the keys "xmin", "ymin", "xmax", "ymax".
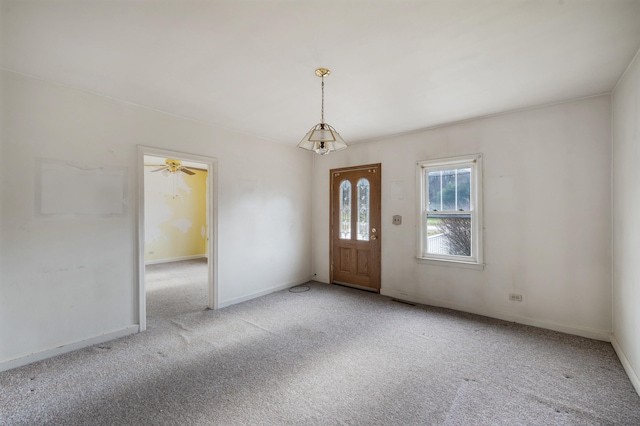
[
  {"xmin": 143, "ymin": 155, "xmax": 211, "ymax": 322},
  {"xmin": 2, "ymin": 0, "xmax": 640, "ymax": 423}
]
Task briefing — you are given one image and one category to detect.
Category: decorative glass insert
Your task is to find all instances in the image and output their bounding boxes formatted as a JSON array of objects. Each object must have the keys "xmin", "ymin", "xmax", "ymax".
[
  {"xmin": 357, "ymin": 178, "xmax": 370, "ymax": 241},
  {"xmin": 339, "ymin": 180, "xmax": 351, "ymax": 239}
]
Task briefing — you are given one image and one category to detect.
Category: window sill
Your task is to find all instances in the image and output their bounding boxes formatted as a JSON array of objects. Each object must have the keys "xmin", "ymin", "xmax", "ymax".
[{"xmin": 415, "ymin": 257, "xmax": 485, "ymax": 270}]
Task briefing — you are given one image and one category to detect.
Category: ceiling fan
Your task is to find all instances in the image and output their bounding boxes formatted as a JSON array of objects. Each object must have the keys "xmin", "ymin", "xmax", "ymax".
[{"xmin": 149, "ymin": 159, "xmax": 196, "ymax": 175}]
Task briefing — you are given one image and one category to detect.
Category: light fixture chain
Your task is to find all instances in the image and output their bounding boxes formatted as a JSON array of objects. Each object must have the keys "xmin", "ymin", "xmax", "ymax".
[{"xmin": 321, "ymin": 77, "xmax": 325, "ymax": 124}]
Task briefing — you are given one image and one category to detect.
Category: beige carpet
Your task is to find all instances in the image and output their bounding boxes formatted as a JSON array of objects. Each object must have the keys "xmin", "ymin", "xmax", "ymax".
[{"xmin": 1, "ymin": 259, "xmax": 639, "ymax": 425}]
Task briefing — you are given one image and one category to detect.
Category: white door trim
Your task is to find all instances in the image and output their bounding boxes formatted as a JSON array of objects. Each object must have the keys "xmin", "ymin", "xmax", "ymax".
[{"xmin": 136, "ymin": 145, "xmax": 219, "ymax": 331}]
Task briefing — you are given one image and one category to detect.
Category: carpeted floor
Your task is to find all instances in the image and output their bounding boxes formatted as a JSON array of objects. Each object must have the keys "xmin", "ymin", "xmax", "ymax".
[
  {"xmin": 145, "ymin": 258, "xmax": 210, "ymax": 321},
  {"xmin": 1, "ymin": 259, "xmax": 639, "ymax": 425}
]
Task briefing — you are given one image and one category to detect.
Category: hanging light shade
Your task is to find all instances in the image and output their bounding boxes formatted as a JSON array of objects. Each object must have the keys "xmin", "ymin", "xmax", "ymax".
[{"xmin": 298, "ymin": 68, "xmax": 347, "ymax": 155}]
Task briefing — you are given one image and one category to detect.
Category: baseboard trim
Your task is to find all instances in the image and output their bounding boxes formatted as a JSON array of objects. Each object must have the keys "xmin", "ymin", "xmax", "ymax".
[
  {"xmin": 218, "ymin": 275, "xmax": 315, "ymax": 309},
  {"xmin": 611, "ymin": 334, "xmax": 640, "ymax": 396},
  {"xmin": 0, "ymin": 325, "xmax": 139, "ymax": 373},
  {"xmin": 381, "ymin": 289, "xmax": 611, "ymax": 341},
  {"xmin": 145, "ymin": 254, "xmax": 207, "ymax": 265}
]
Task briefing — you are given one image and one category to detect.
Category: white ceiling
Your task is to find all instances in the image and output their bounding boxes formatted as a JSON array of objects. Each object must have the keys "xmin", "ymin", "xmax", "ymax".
[{"xmin": 2, "ymin": 0, "xmax": 640, "ymax": 146}]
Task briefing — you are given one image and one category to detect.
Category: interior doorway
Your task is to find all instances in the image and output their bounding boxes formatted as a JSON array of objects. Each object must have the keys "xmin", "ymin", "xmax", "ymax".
[
  {"xmin": 137, "ymin": 146, "xmax": 218, "ymax": 332},
  {"xmin": 330, "ymin": 163, "xmax": 382, "ymax": 293}
]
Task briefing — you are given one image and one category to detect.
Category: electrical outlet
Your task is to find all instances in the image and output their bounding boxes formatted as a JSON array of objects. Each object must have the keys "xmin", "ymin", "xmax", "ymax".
[
  {"xmin": 509, "ymin": 293, "xmax": 523, "ymax": 302},
  {"xmin": 393, "ymin": 215, "xmax": 402, "ymax": 225}
]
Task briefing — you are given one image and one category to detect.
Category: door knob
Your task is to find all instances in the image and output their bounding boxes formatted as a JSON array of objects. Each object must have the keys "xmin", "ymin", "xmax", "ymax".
[{"xmin": 371, "ymin": 235, "xmax": 378, "ymax": 240}]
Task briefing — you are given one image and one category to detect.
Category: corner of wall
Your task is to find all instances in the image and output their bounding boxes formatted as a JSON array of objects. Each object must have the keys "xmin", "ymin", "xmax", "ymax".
[{"xmin": 611, "ymin": 334, "xmax": 640, "ymax": 395}]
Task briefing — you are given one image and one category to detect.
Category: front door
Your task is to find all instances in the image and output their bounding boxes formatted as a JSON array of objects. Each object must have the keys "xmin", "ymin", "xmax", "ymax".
[{"xmin": 330, "ymin": 164, "xmax": 381, "ymax": 292}]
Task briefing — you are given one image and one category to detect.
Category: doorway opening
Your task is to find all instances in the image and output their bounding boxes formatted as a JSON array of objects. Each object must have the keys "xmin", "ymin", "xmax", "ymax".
[{"xmin": 137, "ymin": 146, "xmax": 218, "ymax": 331}]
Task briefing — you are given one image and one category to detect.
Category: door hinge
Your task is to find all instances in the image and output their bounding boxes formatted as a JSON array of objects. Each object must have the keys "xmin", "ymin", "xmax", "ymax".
[{"xmin": 330, "ymin": 263, "xmax": 334, "ymax": 271}]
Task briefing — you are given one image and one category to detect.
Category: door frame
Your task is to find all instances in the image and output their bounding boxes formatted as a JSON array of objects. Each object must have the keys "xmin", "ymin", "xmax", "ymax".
[
  {"xmin": 329, "ymin": 163, "xmax": 382, "ymax": 292},
  {"xmin": 136, "ymin": 145, "xmax": 219, "ymax": 331}
]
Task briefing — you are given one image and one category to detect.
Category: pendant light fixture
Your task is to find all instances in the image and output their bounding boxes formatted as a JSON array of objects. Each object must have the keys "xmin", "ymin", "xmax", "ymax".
[{"xmin": 297, "ymin": 68, "xmax": 347, "ymax": 155}]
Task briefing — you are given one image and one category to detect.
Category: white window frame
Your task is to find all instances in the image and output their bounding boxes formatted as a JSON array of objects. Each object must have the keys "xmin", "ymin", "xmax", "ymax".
[{"xmin": 416, "ymin": 153, "xmax": 483, "ymax": 268}]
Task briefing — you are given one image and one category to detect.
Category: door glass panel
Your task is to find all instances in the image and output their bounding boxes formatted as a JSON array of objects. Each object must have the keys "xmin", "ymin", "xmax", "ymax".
[
  {"xmin": 339, "ymin": 180, "xmax": 351, "ymax": 239},
  {"xmin": 357, "ymin": 178, "xmax": 370, "ymax": 241}
]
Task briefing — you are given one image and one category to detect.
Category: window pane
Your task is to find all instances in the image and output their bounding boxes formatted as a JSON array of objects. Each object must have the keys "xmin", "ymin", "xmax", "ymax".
[
  {"xmin": 357, "ymin": 178, "xmax": 370, "ymax": 241},
  {"xmin": 426, "ymin": 213, "xmax": 471, "ymax": 257},
  {"xmin": 428, "ymin": 172, "xmax": 441, "ymax": 211},
  {"xmin": 441, "ymin": 169, "xmax": 457, "ymax": 210},
  {"xmin": 339, "ymin": 180, "xmax": 351, "ymax": 239},
  {"xmin": 428, "ymin": 167, "xmax": 471, "ymax": 212},
  {"xmin": 456, "ymin": 168, "xmax": 471, "ymax": 211}
]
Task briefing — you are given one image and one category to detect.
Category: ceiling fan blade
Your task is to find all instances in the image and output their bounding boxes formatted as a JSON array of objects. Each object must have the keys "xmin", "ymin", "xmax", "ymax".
[
  {"xmin": 179, "ymin": 167, "xmax": 196, "ymax": 175},
  {"xmin": 151, "ymin": 166, "xmax": 168, "ymax": 173}
]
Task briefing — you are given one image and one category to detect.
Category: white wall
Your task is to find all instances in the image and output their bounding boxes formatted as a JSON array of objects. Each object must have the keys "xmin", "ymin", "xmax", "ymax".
[
  {"xmin": 612, "ymin": 51, "xmax": 640, "ymax": 393},
  {"xmin": 0, "ymin": 67, "xmax": 619, "ymax": 371},
  {"xmin": 312, "ymin": 96, "xmax": 612, "ymax": 339},
  {"xmin": 0, "ymin": 70, "xmax": 313, "ymax": 369}
]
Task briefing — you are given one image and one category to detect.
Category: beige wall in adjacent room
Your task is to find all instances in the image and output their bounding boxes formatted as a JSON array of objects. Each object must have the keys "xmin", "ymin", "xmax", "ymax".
[{"xmin": 144, "ymin": 160, "xmax": 207, "ymax": 263}]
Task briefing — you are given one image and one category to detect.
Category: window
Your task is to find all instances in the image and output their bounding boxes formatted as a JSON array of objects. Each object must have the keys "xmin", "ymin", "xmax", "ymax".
[{"xmin": 417, "ymin": 154, "xmax": 483, "ymax": 266}]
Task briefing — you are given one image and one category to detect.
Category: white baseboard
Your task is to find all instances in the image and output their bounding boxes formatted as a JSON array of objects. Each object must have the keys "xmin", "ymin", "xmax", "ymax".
[
  {"xmin": 0, "ymin": 325, "xmax": 139, "ymax": 373},
  {"xmin": 314, "ymin": 275, "xmax": 330, "ymax": 284},
  {"xmin": 218, "ymin": 275, "xmax": 315, "ymax": 308},
  {"xmin": 381, "ymin": 289, "xmax": 612, "ymax": 341},
  {"xmin": 145, "ymin": 254, "xmax": 207, "ymax": 265},
  {"xmin": 611, "ymin": 334, "xmax": 640, "ymax": 396}
]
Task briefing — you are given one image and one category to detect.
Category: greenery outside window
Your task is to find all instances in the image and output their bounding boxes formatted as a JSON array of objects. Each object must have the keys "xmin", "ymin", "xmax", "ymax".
[{"xmin": 417, "ymin": 154, "xmax": 483, "ymax": 266}]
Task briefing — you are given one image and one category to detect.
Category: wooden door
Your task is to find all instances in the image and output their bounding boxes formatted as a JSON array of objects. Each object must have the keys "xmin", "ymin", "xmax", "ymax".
[{"xmin": 330, "ymin": 164, "xmax": 381, "ymax": 292}]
